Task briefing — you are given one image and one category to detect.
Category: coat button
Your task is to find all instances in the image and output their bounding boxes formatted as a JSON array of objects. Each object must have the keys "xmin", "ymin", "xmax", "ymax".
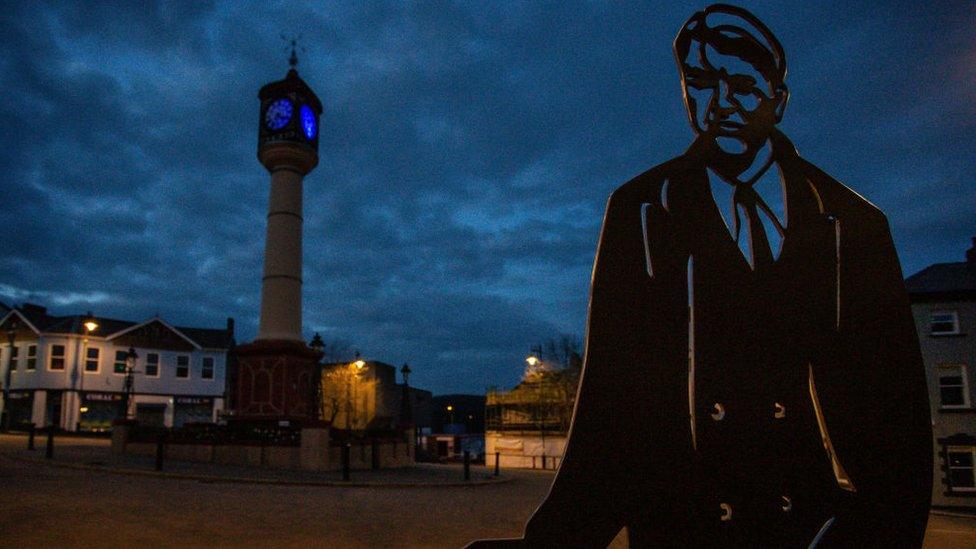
[
  {"xmin": 774, "ymin": 402, "xmax": 786, "ymax": 419},
  {"xmin": 711, "ymin": 403, "xmax": 725, "ymax": 421},
  {"xmin": 781, "ymin": 496, "xmax": 792, "ymax": 512},
  {"xmin": 720, "ymin": 503, "xmax": 732, "ymax": 521}
]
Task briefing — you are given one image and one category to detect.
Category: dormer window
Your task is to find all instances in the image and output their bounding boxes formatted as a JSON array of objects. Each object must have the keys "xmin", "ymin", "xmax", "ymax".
[{"xmin": 930, "ymin": 311, "xmax": 960, "ymax": 336}]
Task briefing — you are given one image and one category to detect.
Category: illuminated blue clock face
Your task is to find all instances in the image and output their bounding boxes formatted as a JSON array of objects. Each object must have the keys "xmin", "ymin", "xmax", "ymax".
[
  {"xmin": 265, "ymin": 99, "xmax": 292, "ymax": 130},
  {"xmin": 300, "ymin": 104, "xmax": 317, "ymax": 140}
]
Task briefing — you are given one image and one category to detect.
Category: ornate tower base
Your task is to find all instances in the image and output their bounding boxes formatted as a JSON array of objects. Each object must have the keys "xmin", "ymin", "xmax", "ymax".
[{"xmin": 233, "ymin": 340, "xmax": 323, "ymax": 424}]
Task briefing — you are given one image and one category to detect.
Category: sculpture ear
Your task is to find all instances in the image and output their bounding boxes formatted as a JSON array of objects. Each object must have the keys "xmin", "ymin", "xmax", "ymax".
[{"xmin": 773, "ymin": 84, "xmax": 789, "ymax": 123}]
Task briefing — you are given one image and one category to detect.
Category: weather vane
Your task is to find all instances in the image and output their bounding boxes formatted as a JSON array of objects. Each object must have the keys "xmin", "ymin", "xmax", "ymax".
[{"xmin": 281, "ymin": 33, "xmax": 306, "ymax": 68}]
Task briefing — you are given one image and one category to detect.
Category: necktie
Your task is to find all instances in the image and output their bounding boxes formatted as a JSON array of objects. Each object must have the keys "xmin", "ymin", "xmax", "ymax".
[{"xmin": 731, "ymin": 183, "xmax": 782, "ymax": 271}]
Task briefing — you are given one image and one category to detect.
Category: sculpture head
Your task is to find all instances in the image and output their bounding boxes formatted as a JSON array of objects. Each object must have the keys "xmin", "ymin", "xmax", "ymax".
[{"xmin": 674, "ymin": 4, "xmax": 789, "ymax": 167}]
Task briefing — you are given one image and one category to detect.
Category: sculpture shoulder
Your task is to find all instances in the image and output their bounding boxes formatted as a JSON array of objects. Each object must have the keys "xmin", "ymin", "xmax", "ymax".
[
  {"xmin": 796, "ymin": 155, "xmax": 889, "ymax": 228},
  {"xmin": 608, "ymin": 156, "xmax": 694, "ymax": 208}
]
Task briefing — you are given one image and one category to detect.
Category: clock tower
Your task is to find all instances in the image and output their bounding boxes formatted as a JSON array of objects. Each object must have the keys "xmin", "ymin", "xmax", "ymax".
[{"xmin": 231, "ymin": 47, "xmax": 324, "ymax": 423}]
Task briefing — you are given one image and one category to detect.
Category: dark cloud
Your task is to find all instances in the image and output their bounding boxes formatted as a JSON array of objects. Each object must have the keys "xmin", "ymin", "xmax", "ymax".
[{"xmin": 1, "ymin": 1, "xmax": 973, "ymax": 394}]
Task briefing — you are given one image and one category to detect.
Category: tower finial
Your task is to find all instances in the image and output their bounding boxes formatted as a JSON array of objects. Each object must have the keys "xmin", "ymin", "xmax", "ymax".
[{"xmin": 281, "ymin": 33, "xmax": 304, "ymax": 69}]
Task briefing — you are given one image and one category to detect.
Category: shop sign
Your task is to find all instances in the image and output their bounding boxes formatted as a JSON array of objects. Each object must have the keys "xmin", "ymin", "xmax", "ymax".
[
  {"xmin": 85, "ymin": 392, "xmax": 122, "ymax": 402},
  {"xmin": 175, "ymin": 396, "xmax": 213, "ymax": 405}
]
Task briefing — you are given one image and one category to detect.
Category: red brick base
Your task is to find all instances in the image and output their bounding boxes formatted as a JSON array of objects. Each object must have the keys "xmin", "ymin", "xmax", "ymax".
[{"xmin": 233, "ymin": 339, "xmax": 323, "ymax": 422}]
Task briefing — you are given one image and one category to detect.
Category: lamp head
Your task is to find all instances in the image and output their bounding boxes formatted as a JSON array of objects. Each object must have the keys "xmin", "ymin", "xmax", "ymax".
[
  {"xmin": 309, "ymin": 332, "xmax": 324, "ymax": 352},
  {"xmin": 83, "ymin": 312, "xmax": 99, "ymax": 334}
]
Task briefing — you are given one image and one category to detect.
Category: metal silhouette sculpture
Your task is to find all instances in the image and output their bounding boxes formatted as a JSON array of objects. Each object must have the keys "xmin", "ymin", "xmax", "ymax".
[{"xmin": 469, "ymin": 4, "xmax": 932, "ymax": 547}]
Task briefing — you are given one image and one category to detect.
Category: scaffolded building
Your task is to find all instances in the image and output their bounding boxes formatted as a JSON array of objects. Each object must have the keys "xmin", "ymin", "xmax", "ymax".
[{"xmin": 485, "ymin": 361, "xmax": 580, "ymax": 469}]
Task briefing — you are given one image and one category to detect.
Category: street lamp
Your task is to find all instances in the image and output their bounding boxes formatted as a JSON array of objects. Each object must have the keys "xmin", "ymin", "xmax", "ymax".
[
  {"xmin": 399, "ymin": 363, "xmax": 412, "ymax": 427},
  {"xmin": 83, "ymin": 312, "xmax": 99, "ymax": 335},
  {"xmin": 122, "ymin": 347, "xmax": 138, "ymax": 420},
  {"xmin": 2, "ymin": 318, "xmax": 18, "ymax": 432},
  {"xmin": 346, "ymin": 352, "xmax": 367, "ymax": 430},
  {"xmin": 309, "ymin": 333, "xmax": 325, "ymax": 422},
  {"xmin": 446, "ymin": 404, "xmax": 455, "ymax": 427},
  {"xmin": 525, "ymin": 348, "xmax": 548, "ymax": 468}
]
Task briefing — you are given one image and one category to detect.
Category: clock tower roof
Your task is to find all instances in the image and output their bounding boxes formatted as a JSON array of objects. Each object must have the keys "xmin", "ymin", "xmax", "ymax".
[{"xmin": 258, "ymin": 68, "xmax": 322, "ymax": 114}]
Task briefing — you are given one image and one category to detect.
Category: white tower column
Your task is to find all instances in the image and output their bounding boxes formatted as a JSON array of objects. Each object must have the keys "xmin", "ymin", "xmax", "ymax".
[{"xmin": 256, "ymin": 144, "xmax": 317, "ymax": 342}]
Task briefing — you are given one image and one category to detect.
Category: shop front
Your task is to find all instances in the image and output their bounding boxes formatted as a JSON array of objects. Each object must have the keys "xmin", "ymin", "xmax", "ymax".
[
  {"xmin": 173, "ymin": 396, "xmax": 214, "ymax": 427},
  {"xmin": 80, "ymin": 392, "xmax": 124, "ymax": 432},
  {"xmin": 5, "ymin": 391, "xmax": 34, "ymax": 429}
]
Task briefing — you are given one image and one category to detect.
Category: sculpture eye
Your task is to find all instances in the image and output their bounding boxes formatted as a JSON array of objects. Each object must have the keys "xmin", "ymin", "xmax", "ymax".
[
  {"xmin": 683, "ymin": 67, "xmax": 715, "ymax": 90},
  {"xmin": 728, "ymin": 75, "xmax": 756, "ymax": 95}
]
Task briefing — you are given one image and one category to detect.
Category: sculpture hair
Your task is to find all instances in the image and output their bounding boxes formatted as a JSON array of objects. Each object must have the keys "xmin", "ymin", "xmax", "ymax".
[{"xmin": 674, "ymin": 4, "xmax": 787, "ymax": 90}]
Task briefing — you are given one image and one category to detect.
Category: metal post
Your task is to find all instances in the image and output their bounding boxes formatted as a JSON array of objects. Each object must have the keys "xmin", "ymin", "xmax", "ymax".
[
  {"xmin": 45, "ymin": 427, "xmax": 54, "ymax": 459},
  {"xmin": 371, "ymin": 439, "xmax": 379, "ymax": 470},
  {"xmin": 342, "ymin": 443, "xmax": 351, "ymax": 481},
  {"xmin": 155, "ymin": 434, "xmax": 165, "ymax": 471},
  {"xmin": 27, "ymin": 423, "xmax": 35, "ymax": 450},
  {"xmin": 2, "ymin": 325, "xmax": 16, "ymax": 433},
  {"xmin": 464, "ymin": 450, "xmax": 471, "ymax": 481},
  {"xmin": 494, "ymin": 451, "xmax": 500, "ymax": 476}
]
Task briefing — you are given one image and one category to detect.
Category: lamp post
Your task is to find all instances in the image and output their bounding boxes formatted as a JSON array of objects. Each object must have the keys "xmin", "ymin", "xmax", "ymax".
[
  {"xmin": 399, "ymin": 363, "xmax": 412, "ymax": 425},
  {"xmin": 345, "ymin": 351, "xmax": 366, "ymax": 430},
  {"xmin": 526, "ymin": 351, "xmax": 547, "ymax": 467},
  {"xmin": 121, "ymin": 347, "xmax": 138, "ymax": 420},
  {"xmin": 400, "ymin": 363, "xmax": 413, "ymax": 444},
  {"xmin": 446, "ymin": 404, "xmax": 455, "ymax": 428},
  {"xmin": 76, "ymin": 312, "xmax": 98, "ymax": 431},
  {"xmin": 309, "ymin": 332, "xmax": 324, "ymax": 422},
  {"xmin": 2, "ymin": 319, "xmax": 18, "ymax": 432}
]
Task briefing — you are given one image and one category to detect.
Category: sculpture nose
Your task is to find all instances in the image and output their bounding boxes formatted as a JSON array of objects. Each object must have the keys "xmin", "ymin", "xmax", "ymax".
[
  {"xmin": 709, "ymin": 80, "xmax": 737, "ymax": 124},
  {"xmin": 717, "ymin": 80, "xmax": 735, "ymax": 110}
]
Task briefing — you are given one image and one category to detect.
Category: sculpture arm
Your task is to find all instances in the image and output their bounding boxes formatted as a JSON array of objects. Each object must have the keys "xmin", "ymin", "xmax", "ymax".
[
  {"xmin": 807, "ymin": 173, "xmax": 933, "ymax": 545},
  {"xmin": 523, "ymin": 176, "xmax": 691, "ymax": 547}
]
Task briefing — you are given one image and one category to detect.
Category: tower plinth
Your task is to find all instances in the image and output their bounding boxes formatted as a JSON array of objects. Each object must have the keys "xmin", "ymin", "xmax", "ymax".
[{"xmin": 231, "ymin": 61, "xmax": 325, "ymax": 424}]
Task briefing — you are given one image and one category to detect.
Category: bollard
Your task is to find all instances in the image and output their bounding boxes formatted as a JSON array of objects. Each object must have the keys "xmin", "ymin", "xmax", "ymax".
[
  {"xmin": 27, "ymin": 423, "xmax": 35, "ymax": 451},
  {"xmin": 371, "ymin": 440, "xmax": 380, "ymax": 470},
  {"xmin": 45, "ymin": 427, "xmax": 54, "ymax": 459},
  {"xmin": 494, "ymin": 451, "xmax": 500, "ymax": 476},
  {"xmin": 342, "ymin": 443, "xmax": 351, "ymax": 481},
  {"xmin": 155, "ymin": 434, "xmax": 165, "ymax": 471},
  {"xmin": 463, "ymin": 450, "xmax": 471, "ymax": 481}
]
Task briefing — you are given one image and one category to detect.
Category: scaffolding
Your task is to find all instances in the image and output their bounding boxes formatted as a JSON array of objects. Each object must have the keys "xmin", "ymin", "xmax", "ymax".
[{"xmin": 485, "ymin": 368, "xmax": 579, "ymax": 435}]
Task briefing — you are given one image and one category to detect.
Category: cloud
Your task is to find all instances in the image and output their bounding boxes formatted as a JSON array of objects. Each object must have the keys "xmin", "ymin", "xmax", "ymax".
[{"xmin": 0, "ymin": 1, "xmax": 973, "ymax": 394}]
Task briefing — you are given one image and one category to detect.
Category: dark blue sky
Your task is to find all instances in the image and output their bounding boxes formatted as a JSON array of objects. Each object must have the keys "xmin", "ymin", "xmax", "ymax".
[{"xmin": 1, "ymin": 1, "xmax": 973, "ymax": 394}]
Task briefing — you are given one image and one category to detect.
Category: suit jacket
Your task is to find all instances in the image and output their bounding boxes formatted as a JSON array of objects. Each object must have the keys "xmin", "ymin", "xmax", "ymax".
[{"xmin": 520, "ymin": 130, "xmax": 932, "ymax": 547}]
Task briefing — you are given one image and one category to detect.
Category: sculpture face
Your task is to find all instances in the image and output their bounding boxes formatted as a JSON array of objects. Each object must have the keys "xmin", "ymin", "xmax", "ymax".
[{"xmin": 680, "ymin": 39, "xmax": 783, "ymax": 156}]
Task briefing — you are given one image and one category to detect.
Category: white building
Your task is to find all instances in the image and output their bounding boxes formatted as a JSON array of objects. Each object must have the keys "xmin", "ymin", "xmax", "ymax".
[
  {"xmin": 906, "ymin": 238, "xmax": 976, "ymax": 511},
  {"xmin": 0, "ymin": 303, "xmax": 234, "ymax": 431}
]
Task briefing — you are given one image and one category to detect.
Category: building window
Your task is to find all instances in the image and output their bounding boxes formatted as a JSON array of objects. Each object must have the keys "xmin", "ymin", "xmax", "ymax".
[
  {"xmin": 947, "ymin": 446, "xmax": 976, "ymax": 493},
  {"xmin": 202, "ymin": 357, "xmax": 214, "ymax": 380},
  {"xmin": 26, "ymin": 345, "xmax": 36, "ymax": 371},
  {"xmin": 939, "ymin": 365, "xmax": 971, "ymax": 409},
  {"xmin": 145, "ymin": 353, "xmax": 159, "ymax": 377},
  {"xmin": 930, "ymin": 311, "xmax": 960, "ymax": 335},
  {"xmin": 49, "ymin": 344, "xmax": 65, "ymax": 370},
  {"xmin": 114, "ymin": 350, "xmax": 128, "ymax": 374},
  {"xmin": 8, "ymin": 345, "xmax": 17, "ymax": 371},
  {"xmin": 84, "ymin": 347, "xmax": 99, "ymax": 372},
  {"xmin": 176, "ymin": 355, "xmax": 189, "ymax": 378}
]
